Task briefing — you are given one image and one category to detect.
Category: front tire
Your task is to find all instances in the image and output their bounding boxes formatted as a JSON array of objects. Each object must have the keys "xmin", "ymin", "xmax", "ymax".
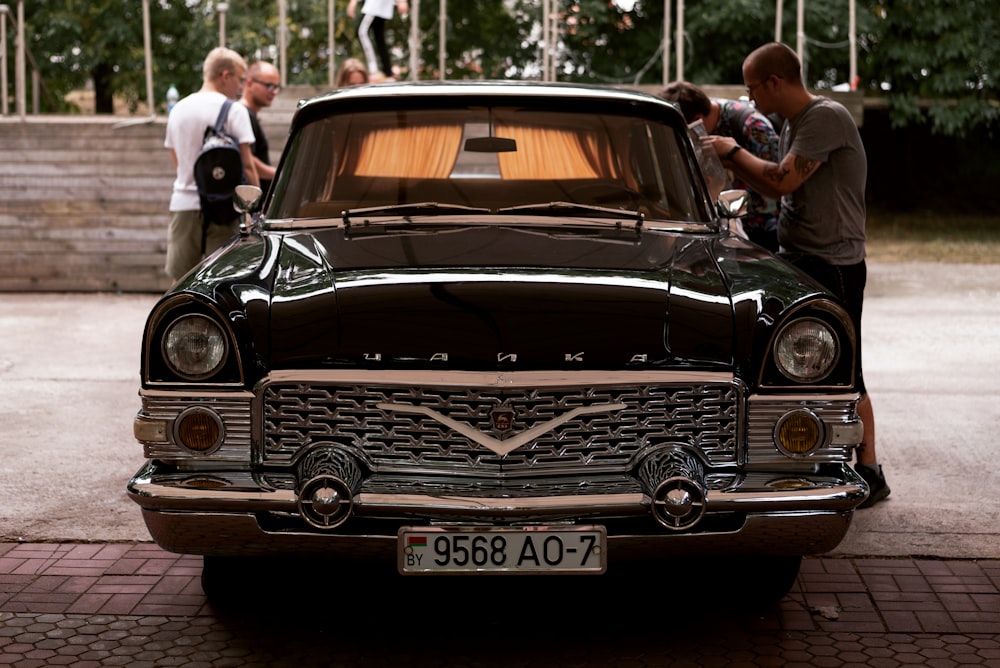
[
  {"xmin": 734, "ymin": 555, "xmax": 802, "ymax": 604},
  {"xmin": 200, "ymin": 555, "xmax": 257, "ymax": 605}
]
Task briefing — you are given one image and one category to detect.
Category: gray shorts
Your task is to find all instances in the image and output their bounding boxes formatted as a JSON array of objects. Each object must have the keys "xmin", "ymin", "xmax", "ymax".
[{"xmin": 165, "ymin": 210, "xmax": 239, "ymax": 281}]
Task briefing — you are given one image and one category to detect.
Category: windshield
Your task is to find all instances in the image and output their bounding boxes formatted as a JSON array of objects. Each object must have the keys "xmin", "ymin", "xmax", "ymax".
[{"xmin": 267, "ymin": 103, "xmax": 713, "ymax": 227}]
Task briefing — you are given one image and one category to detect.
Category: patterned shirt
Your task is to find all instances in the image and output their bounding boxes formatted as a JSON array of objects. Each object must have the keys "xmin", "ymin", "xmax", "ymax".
[{"xmin": 715, "ymin": 99, "xmax": 780, "ymax": 234}]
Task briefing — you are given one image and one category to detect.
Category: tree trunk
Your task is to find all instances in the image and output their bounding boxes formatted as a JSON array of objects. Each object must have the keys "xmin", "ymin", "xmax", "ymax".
[{"xmin": 92, "ymin": 63, "xmax": 115, "ymax": 114}]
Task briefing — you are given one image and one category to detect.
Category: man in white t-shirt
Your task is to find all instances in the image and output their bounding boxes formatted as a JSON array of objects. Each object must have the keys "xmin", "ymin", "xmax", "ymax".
[{"xmin": 163, "ymin": 47, "xmax": 259, "ymax": 282}]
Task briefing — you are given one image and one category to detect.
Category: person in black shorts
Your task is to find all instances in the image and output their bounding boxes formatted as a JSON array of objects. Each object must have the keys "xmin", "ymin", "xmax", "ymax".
[{"xmin": 705, "ymin": 42, "xmax": 890, "ymax": 508}]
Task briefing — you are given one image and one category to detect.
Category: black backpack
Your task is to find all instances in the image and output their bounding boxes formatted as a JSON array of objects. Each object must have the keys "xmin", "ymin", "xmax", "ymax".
[{"xmin": 193, "ymin": 99, "xmax": 245, "ymax": 225}]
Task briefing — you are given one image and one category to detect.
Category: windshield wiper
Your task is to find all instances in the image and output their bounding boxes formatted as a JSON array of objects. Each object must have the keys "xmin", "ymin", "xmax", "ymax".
[
  {"xmin": 341, "ymin": 202, "xmax": 491, "ymax": 227},
  {"xmin": 497, "ymin": 201, "xmax": 644, "ymax": 228}
]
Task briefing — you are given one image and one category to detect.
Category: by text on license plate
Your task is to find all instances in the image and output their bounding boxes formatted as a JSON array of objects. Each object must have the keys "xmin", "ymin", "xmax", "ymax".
[{"xmin": 398, "ymin": 526, "xmax": 607, "ymax": 575}]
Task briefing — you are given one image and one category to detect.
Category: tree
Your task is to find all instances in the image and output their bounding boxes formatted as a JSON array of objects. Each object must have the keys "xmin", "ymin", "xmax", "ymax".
[
  {"xmin": 415, "ymin": 0, "xmax": 538, "ymax": 79},
  {"xmin": 8, "ymin": 0, "xmax": 998, "ymax": 138},
  {"xmin": 22, "ymin": 0, "xmax": 214, "ymax": 113},
  {"xmin": 864, "ymin": 0, "xmax": 999, "ymax": 137},
  {"xmin": 554, "ymin": 0, "xmax": 881, "ymax": 89}
]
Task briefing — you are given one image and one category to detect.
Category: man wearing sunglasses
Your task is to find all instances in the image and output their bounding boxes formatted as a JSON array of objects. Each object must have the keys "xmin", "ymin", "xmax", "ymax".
[{"xmin": 240, "ymin": 61, "xmax": 282, "ymax": 196}]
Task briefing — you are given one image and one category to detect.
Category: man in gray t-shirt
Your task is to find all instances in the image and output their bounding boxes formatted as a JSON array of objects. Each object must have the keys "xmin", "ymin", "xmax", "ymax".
[
  {"xmin": 705, "ymin": 41, "xmax": 890, "ymax": 509},
  {"xmin": 778, "ymin": 96, "xmax": 867, "ymax": 264}
]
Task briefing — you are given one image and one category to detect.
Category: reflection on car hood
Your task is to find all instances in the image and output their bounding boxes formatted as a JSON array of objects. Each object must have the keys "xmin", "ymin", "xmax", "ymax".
[{"xmin": 267, "ymin": 226, "xmax": 736, "ymax": 370}]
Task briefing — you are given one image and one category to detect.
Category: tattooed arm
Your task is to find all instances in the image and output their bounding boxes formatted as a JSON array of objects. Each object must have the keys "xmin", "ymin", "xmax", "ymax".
[{"xmin": 704, "ymin": 135, "xmax": 820, "ymax": 199}]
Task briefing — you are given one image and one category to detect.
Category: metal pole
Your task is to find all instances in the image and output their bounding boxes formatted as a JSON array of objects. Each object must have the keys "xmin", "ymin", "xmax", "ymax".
[
  {"xmin": 328, "ymin": 0, "xmax": 334, "ymax": 87},
  {"xmin": 408, "ymin": 0, "xmax": 419, "ymax": 81},
  {"xmin": 278, "ymin": 0, "xmax": 287, "ymax": 87},
  {"xmin": 143, "ymin": 0, "xmax": 154, "ymax": 117},
  {"xmin": 662, "ymin": 0, "xmax": 670, "ymax": 86},
  {"xmin": 849, "ymin": 0, "xmax": 857, "ymax": 88},
  {"xmin": 1, "ymin": 6, "xmax": 8, "ymax": 116},
  {"xmin": 439, "ymin": 0, "xmax": 445, "ymax": 80},
  {"xmin": 549, "ymin": 0, "xmax": 558, "ymax": 81},
  {"xmin": 774, "ymin": 0, "xmax": 783, "ymax": 43},
  {"xmin": 217, "ymin": 3, "xmax": 228, "ymax": 48},
  {"xmin": 16, "ymin": 0, "xmax": 24, "ymax": 117},
  {"xmin": 796, "ymin": 0, "xmax": 804, "ymax": 71},
  {"xmin": 541, "ymin": 0, "xmax": 549, "ymax": 81},
  {"xmin": 675, "ymin": 0, "xmax": 683, "ymax": 81}
]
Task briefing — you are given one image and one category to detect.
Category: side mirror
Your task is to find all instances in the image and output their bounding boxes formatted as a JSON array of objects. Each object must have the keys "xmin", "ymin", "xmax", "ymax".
[
  {"xmin": 234, "ymin": 185, "xmax": 264, "ymax": 236},
  {"xmin": 717, "ymin": 189, "xmax": 748, "ymax": 218},
  {"xmin": 235, "ymin": 184, "xmax": 264, "ymax": 213}
]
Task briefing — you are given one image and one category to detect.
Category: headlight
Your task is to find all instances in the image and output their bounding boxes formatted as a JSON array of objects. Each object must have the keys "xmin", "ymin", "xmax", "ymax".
[
  {"xmin": 773, "ymin": 318, "xmax": 839, "ymax": 383},
  {"xmin": 162, "ymin": 314, "xmax": 228, "ymax": 380}
]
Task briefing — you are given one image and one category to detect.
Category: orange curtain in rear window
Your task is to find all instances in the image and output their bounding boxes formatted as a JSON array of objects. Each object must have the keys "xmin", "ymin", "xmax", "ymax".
[
  {"xmin": 351, "ymin": 125, "xmax": 463, "ymax": 178},
  {"xmin": 495, "ymin": 125, "xmax": 620, "ymax": 180}
]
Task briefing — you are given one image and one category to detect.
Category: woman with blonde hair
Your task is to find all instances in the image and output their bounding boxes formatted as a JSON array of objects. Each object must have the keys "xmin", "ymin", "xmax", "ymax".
[{"xmin": 337, "ymin": 58, "xmax": 370, "ymax": 87}]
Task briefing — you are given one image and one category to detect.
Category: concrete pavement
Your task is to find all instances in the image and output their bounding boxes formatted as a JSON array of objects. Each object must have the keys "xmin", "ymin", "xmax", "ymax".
[{"xmin": 830, "ymin": 262, "xmax": 1000, "ymax": 559}]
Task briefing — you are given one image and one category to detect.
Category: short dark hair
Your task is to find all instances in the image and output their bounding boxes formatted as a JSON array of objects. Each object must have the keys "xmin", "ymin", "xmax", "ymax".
[
  {"xmin": 656, "ymin": 81, "xmax": 711, "ymax": 124},
  {"xmin": 746, "ymin": 42, "xmax": 803, "ymax": 86}
]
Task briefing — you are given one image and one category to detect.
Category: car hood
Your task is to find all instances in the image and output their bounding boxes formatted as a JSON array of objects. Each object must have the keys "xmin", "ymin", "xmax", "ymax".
[{"xmin": 266, "ymin": 225, "xmax": 737, "ymax": 370}]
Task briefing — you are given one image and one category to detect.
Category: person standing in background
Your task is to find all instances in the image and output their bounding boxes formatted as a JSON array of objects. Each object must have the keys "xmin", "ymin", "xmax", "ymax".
[
  {"xmin": 347, "ymin": 0, "xmax": 409, "ymax": 81},
  {"xmin": 240, "ymin": 60, "xmax": 281, "ymax": 196},
  {"xmin": 337, "ymin": 58, "xmax": 370, "ymax": 87},
  {"xmin": 163, "ymin": 47, "xmax": 258, "ymax": 282},
  {"xmin": 704, "ymin": 42, "xmax": 889, "ymax": 508}
]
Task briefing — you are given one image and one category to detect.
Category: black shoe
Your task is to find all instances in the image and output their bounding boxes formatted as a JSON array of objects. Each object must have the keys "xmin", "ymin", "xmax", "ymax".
[{"xmin": 856, "ymin": 464, "xmax": 891, "ymax": 508}]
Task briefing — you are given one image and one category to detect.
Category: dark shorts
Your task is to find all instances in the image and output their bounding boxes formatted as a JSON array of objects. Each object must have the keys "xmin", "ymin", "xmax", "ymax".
[{"xmin": 781, "ymin": 253, "xmax": 867, "ymax": 393}]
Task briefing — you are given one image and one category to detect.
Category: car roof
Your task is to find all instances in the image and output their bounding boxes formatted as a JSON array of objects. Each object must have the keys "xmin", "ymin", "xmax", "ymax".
[{"xmin": 293, "ymin": 79, "xmax": 681, "ymax": 119}]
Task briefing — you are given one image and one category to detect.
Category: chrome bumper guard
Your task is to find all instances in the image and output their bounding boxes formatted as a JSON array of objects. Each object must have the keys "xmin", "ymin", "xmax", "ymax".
[
  {"xmin": 128, "ymin": 462, "xmax": 867, "ymax": 556},
  {"xmin": 128, "ymin": 466, "xmax": 866, "ymax": 516}
]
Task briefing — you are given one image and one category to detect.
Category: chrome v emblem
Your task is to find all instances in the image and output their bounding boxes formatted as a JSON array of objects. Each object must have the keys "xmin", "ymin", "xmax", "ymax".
[{"xmin": 376, "ymin": 402, "xmax": 628, "ymax": 456}]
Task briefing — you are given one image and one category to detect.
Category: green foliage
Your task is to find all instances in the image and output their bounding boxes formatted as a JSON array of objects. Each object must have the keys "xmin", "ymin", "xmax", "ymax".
[
  {"xmin": 681, "ymin": 0, "xmax": 777, "ymax": 85},
  {"xmin": 21, "ymin": 0, "xmax": 214, "ymax": 113},
  {"xmin": 6, "ymin": 0, "xmax": 998, "ymax": 137},
  {"xmin": 867, "ymin": 0, "xmax": 999, "ymax": 137},
  {"xmin": 418, "ymin": 0, "xmax": 536, "ymax": 79},
  {"xmin": 225, "ymin": 0, "xmax": 345, "ymax": 85}
]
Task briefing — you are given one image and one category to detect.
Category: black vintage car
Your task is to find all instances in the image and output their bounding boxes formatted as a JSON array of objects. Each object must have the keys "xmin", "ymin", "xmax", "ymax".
[{"xmin": 128, "ymin": 81, "xmax": 868, "ymax": 599}]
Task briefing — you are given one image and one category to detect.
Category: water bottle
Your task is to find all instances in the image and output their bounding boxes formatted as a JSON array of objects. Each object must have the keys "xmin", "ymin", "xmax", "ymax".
[{"xmin": 166, "ymin": 84, "xmax": 179, "ymax": 114}]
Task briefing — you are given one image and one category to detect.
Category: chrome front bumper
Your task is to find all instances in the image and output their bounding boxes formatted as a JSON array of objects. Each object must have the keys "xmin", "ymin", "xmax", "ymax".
[{"xmin": 128, "ymin": 462, "xmax": 867, "ymax": 559}]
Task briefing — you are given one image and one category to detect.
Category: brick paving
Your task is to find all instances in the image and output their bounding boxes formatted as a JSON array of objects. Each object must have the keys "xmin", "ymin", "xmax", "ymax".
[{"xmin": 1, "ymin": 542, "xmax": 999, "ymax": 667}]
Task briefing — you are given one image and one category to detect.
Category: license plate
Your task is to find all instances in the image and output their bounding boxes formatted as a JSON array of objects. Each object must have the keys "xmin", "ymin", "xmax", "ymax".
[{"xmin": 398, "ymin": 526, "xmax": 607, "ymax": 575}]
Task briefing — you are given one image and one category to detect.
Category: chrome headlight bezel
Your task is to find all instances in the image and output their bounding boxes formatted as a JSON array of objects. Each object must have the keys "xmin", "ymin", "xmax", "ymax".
[
  {"xmin": 161, "ymin": 314, "xmax": 230, "ymax": 381},
  {"xmin": 773, "ymin": 317, "xmax": 840, "ymax": 383},
  {"xmin": 143, "ymin": 295, "xmax": 245, "ymax": 387}
]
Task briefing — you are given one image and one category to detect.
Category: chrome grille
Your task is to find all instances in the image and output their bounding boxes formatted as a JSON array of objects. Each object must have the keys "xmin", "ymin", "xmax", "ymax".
[{"xmin": 262, "ymin": 381, "xmax": 740, "ymax": 473}]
